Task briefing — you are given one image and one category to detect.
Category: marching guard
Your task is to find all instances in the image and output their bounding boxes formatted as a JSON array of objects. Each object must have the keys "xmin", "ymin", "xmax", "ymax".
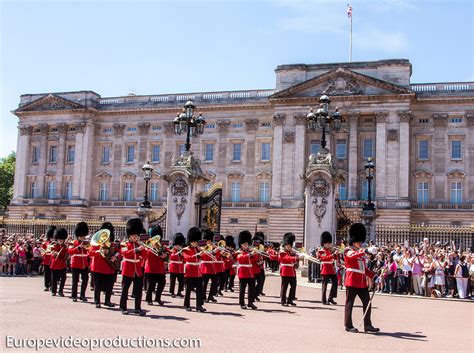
[
  {"xmin": 318, "ymin": 231, "xmax": 338, "ymax": 305},
  {"xmin": 236, "ymin": 230, "xmax": 257, "ymax": 310},
  {"xmin": 182, "ymin": 227, "xmax": 206, "ymax": 312},
  {"xmin": 41, "ymin": 226, "xmax": 56, "ymax": 292},
  {"xmin": 253, "ymin": 232, "xmax": 266, "ymax": 299},
  {"xmin": 222, "ymin": 235, "xmax": 236, "ymax": 292},
  {"xmin": 168, "ymin": 233, "xmax": 185, "ymax": 298},
  {"xmin": 68, "ymin": 222, "xmax": 90, "ymax": 302},
  {"xmin": 344, "ymin": 223, "xmax": 379, "ymax": 333},
  {"xmin": 200, "ymin": 229, "xmax": 218, "ymax": 303},
  {"xmin": 279, "ymin": 233, "xmax": 304, "ymax": 306},
  {"xmin": 50, "ymin": 228, "xmax": 69, "ymax": 297},
  {"xmin": 144, "ymin": 225, "xmax": 167, "ymax": 306}
]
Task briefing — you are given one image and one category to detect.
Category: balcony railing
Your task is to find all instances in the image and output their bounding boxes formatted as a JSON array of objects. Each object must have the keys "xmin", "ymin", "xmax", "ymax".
[
  {"xmin": 410, "ymin": 82, "xmax": 474, "ymax": 93},
  {"xmin": 411, "ymin": 203, "xmax": 473, "ymax": 210},
  {"xmin": 222, "ymin": 201, "xmax": 270, "ymax": 208}
]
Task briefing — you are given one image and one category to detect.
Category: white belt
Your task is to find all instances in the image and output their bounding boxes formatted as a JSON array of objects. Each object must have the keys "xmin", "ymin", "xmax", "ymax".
[
  {"xmin": 169, "ymin": 261, "xmax": 183, "ymax": 264},
  {"xmin": 186, "ymin": 262, "xmax": 200, "ymax": 266},
  {"xmin": 201, "ymin": 261, "xmax": 214, "ymax": 264},
  {"xmin": 123, "ymin": 259, "xmax": 140, "ymax": 263},
  {"xmin": 238, "ymin": 264, "xmax": 252, "ymax": 268},
  {"xmin": 347, "ymin": 268, "xmax": 365, "ymax": 274},
  {"xmin": 321, "ymin": 261, "xmax": 334, "ymax": 264},
  {"xmin": 72, "ymin": 254, "xmax": 88, "ymax": 258},
  {"xmin": 216, "ymin": 261, "xmax": 224, "ymax": 264},
  {"xmin": 281, "ymin": 263, "xmax": 295, "ymax": 267}
]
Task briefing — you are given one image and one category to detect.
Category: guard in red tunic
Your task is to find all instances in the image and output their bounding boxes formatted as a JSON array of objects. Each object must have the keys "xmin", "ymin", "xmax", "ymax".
[
  {"xmin": 119, "ymin": 218, "xmax": 146, "ymax": 316},
  {"xmin": 222, "ymin": 236, "xmax": 236, "ymax": 292},
  {"xmin": 200, "ymin": 229, "xmax": 218, "ymax": 303},
  {"xmin": 267, "ymin": 243, "xmax": 279, "ymax": 273},
  {"xmin": 318, "ymin": 231, "xmax": 338, "ymax": 305},
  {"xmin": 344, "ymin": 223, "xmax": 379, "ymax": 333},
  {"xmin": 214, "ymin": 236, "xmax": 226, "ymax": 296},
  {"xmin": 279, "ymin": 233, "xmax": 304, "ymax": 306},
  {"xmin": 41, "ymin": 226, "xmax": 56, "ymax": 292},
  {"xmin": 50, "ymin": 228, "xmax": 69, "ymax": 297},
  {"xmin": 182, "ymin": 227, "xmax": 206, "ymax": 312},
  {"xmin": 68, "ymin": 222, "xmax": 90, "ymax": 302},
  {"xmin": 253, "ymin": 232, "xmax": 266, "ymax": 299},
  {"xmin": 144, "ymin": 225, "xmax": 167, "ymax": 306},
  {"xmin": 236, "ymin": 230, "xmax": 258, "ymax": 310},
  {"xmin": 168, "ymin": 233, "xmax": 185, "ymax": 298}
]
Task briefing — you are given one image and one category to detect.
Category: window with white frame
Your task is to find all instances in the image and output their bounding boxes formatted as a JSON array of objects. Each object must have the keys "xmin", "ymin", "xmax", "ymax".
[
  {"xmin": 418, "ymin": 140, "xmax": 429, "ymax": 160},
  {"xmin": 178, "ymin": 144, "xmax": 186, "ymax": 156},
  {"xmin": 204, "ymin": 144, "xmax": 214, "ymax": 161},
  {"xmin": 99, "ymin": 182, "xmax": 108, "ymax": 201},
  {"xmin": 231, "ymin": 182, "xmax": 241, "ymax": 202},
  {"xmin": 66, "ymin": 145, "xmax": 75, "ymax": 163},
  {"xmin": 64, "ymin": 181, "xmax": 72, "ymax": 200},
  {"xmin": 336, "ymin": 139, "xmax": 347, "ymax": 159},
  {"xmin": 126, "ymin": 145, "xmax": 135, "ymax": 163},
  {"xmin": 46, "ymin": 181, "xmax": 56, "ymax": 199},
  {"xmin": 362, "ymin": 139, "xmax": 373, "ymax": 159},
  {"xmin": 150, "ymin": 182, "xmax": 159, "ymax": 201},
  {"xmin": 31, "ymin": 146, "xmax": 40, "ymax": 163},
  {"xmin": 417, "ymin": 182, "xmax": 429, "ymax": 204},
  {"xmin": 233, "ymin": 143, "xmax": 241, "ymax": 161},
  {"xmin": 49, "ymin": 145, "xmax": 57, "ymax": 163},
  {"xmin": 310, "ymin": 140, "xmax": 320, "ymax": 155},
  {"xmin": 338, "ymin": 182, "xmax": 347, "ymax": 200},
  {"xmin": 123, "ymin": 182, "xmax": 134, "ymax": 201},
  {"xmin": 30, "ymin": 181, "xmax": 37, "ymax": 198},
  {"xmin": 151, "ymin": 145, "xmax": 160, "ymax": 163},
  {"xmin": 361, "ymin": 180, "xmax": 375, "ymax": 200},
  {"xmin": 450, "ymin": 182, "xmax": 462, "ymax": 204},
  {"xmin": 451, "ymin": 140, "xmax": 462, "ymax": 160},
  {"xmin": 261, "ymin": 143, "xmax": 271, "ymax": 161},
  {"xmin": 259, "ymin": 182, "xmax": 270, "ymax": 202},
  {"xmin": 101, "ymin": 145, "xmax": 110, "ymax": 163}
]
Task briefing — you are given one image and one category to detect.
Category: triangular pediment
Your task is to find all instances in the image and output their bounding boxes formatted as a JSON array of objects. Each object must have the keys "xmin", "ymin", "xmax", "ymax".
[
  {"xmin": 15, "ymin": 94, "xmax": 85, "ymax": 113},
  {"xmin": 270, "ymin": 67, "xmax": 412, "ymax": 100}
]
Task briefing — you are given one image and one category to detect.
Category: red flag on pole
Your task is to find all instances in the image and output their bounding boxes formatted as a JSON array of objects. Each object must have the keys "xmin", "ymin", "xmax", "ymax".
[{"xmin": 347, "ymin": 4, "xmax": 352, "ymax": 18}]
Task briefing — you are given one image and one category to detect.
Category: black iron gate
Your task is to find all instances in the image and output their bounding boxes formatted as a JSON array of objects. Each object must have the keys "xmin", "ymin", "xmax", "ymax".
[{"xmin": 198, "ymin": 183, "xmax": 223, "ymax": 236}]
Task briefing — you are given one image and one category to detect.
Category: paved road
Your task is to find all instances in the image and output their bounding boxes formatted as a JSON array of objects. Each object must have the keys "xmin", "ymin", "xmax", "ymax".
[{"xmin": 0, "ymin": 274, "xmax": 472, "ymax": 353}]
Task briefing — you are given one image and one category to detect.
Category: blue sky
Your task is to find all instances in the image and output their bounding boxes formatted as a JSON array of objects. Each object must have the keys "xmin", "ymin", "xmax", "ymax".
[{"xmin": 1, "ymin": 0, "xmax": 473, "ymax": 158}]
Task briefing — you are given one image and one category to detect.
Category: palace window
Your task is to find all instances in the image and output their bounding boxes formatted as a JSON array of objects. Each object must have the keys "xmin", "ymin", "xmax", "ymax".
[
  {"xmin": 126, "ymin": 145, "xmax": 135, "ymax": 163},
  {"xmin": 127, "ymin": 127, "xmax": 137, "ymax": 132},
  {"xmin": 450, "ymin": 117, "xmax": 463, "ymax": 123},
  {"xmin": 336, "ymin": 139, "xmax": 347, "ymax": 159},
  {"xmin": 46, "ymin": 181, "xmax": 56, "ymax": 199},
  {"xmin": 179, "ymin": 144, "xmax": 186, "ymax": 156},
  {"xmin": 310, "ymin": 140, "xmax": 320, "ymax": 155},
  {"xmin": 30, "ymin": 181, "xmax": 37, "ymax": 198},
  {"xmin": 204, "ymin": 144, "xmax": 214, "ymax": 161},
  {"xmin": 451, "ymin": 140, "xmax": 462, "ymax": 160},
  {"xmin": 261, "ymin": 143, "xmax": 271, "ymax": 161},
  {"xmin": 418, "ymin": 141, "xmax": 429, "ymax": 160},
  {"xmin": 338, "ymin": 182, "xmax": 347, "ymax": 200},
  {"xmin": 123, "ymin": 182, "xmax": 134, "ymax": 201},
  {"xmin": 99, "ymin": 183, "xmax": 108, "ymax": 201},
  {"xmin": 150, "ymin": 182, "xmax": 159, "ymax": 201},
  {"xmin": 261, "ymin": 122, "xmax": 271, "ymax": 127},
  {"xmin": 233, "ymin": 143, "xmax": 241, "ymax": 161},
  {"xmin": 203, "ymin": 183, "xmax": 212, "ymax": 192},
  {"xmin": 206, "ymin": 123, "xmax": 216, "ymax": 129},
  {"xmin": 450, "ymin": 182, "xmax": 462, "ymax": 204},
  {"xmin": 101, "ymin": 146, "xmax": 110, "ymax": 163},
  {"xmin": 362, "ymin": 139, "xmax": 373, "ymax": 159},
  {"xmin": 417, "ymin": 182, "xmax": 429, "ymax": 204},
  {"xmin": 102, "ymin": 127, "xmax": 112, "ymax": 133},
  {"xmin": 259, "ymin": 182, "xmax": 270, "ymax": 202},
  {"xmin": 49, "ymin": 145, "xmax": 57, "ymax": 163},
  {"xmin": 361, "ymin": 180, "xmax": 375, "ymax": 200},
  {"xmin": 31, "ymin": 146, "xmax": 40, "ymax": 163},
  {"xmin": 233, "ymin": 123, "xmax": 243, "ymax": 128},
  {"xmin": 231, "ymin": 182, "xmax": 241, "ymax": 202},
  {"xmin": 64, "ymin": 181, "xmax": 72, "ymax": 200},
  {"xmin": 66, "ymin": 145, "xmax": 75, "ymax": 163},
  {"xmin": 152, "ymin": 125, "xmax": 161, "ymax": 131},
  {"xmin": 151, "ymin": 145, "xmax": 160, "ymax": 163}
]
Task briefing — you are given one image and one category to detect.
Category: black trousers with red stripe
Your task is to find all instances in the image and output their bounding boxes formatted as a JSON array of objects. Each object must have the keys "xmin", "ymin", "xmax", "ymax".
[{"xmin": 344, "ymin": 286, "xmax": 372, "ymax": 329}]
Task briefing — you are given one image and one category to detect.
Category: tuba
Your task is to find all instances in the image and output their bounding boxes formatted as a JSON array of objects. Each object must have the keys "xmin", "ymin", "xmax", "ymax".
[{"xmin": 91, "ymin": 229, "xmax": 119, "ymax": 270}]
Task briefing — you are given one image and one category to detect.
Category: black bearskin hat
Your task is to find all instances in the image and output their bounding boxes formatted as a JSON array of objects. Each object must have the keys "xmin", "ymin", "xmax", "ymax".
[
  {"xmin": 126, "ymin": 218, "xmax": 144, "ymax": 237},
  {"xmin": 238, "ymin": 230, "xmax": 252, "ymax": 247},
  {"xmin": 254, "ymin": 231, "xmax": 265, "ymax": 244},
  {"xmin": 45, "ymin": 226, "xmax": 56, "ymax": 240},
  {"xmin": 149, "ymin": 225, "xmax": 163, "ymax": 238},
  {"xmin": 202, "ymin": 229, "xmax": 214, "ymax": 242},
  {"xmin": 225, "ymin": 235, "xmax": 235, "ymax": 248},
  {"xmin": 74, "ymin": 222, "xmax": 89, "ymax": 238},
  {"xmin": 282, "ymin": 232, "xmax": 295, "ymax": 247},
  {"xmin": 173, "ymin": 233, "xmax": 185, "ymax": 246},
  {"xmin": 349, "ymin": 223, "xmax": 367, "ymax": 245},
  {"xmin": 100, "ymin": 222, "xmax": 115, "ymax": 242},
  {"xmin": 53, "ymin": 228, "xmax": 68, "ymax": 240},
  {"xmin": 320, "ymin": 231, "xmax": 333, "ymax": 246},
  {"xmin": 187, "ymin": 227, "xmax": 202, "ymax": 244}
]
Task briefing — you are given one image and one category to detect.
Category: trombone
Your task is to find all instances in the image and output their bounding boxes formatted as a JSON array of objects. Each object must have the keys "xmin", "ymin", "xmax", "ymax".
[
  {"xmin": 290, "ymin": 248, "xmax": 321, "ymax": 264},
  {"xmin": 138, "ymin": 235, "xmax": 163, "ymax": 257},
  {"xmin": 249, "ymin": 244, "xmax": 271, "ymax": 258}
]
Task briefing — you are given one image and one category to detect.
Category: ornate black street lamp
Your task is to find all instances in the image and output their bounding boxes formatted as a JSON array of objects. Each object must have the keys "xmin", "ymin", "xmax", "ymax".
[
  {"xmin": 172, "ymin": 100, "xmax": 206, "ymax": 153},
  {"xmin": 140, "ymin": 161, "xmax": 153, "ymax": 209},
  {"xmin": 306, "ymin": 94, "xmax": 342, "ymax": 150},
  {"xmin": 363, "ymin": 157, "xmax": 375, "ymax": 211}
]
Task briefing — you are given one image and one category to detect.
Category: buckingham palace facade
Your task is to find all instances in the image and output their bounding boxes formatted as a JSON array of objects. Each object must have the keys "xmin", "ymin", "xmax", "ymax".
[{"xmin": 8, "ymin": 59, "xmax": 474, "ymax": 240}]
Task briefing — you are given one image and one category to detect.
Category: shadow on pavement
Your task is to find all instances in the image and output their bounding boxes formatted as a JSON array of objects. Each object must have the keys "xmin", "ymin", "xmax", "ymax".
[
  {"xmin": 365, "ymin": 331, "xmax": 427, "ymax": 341},
  {"xmin": 146, "ymin": 314, "xmax": 189, "ymax": 321}
]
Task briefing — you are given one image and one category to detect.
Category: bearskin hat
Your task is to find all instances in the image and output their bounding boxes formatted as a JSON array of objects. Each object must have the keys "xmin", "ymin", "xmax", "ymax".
[
  {"xmin": 149, "ymin": 225, "xmax": 163, "ymax": 238},
  {"xmin": 45, "ymin": 226, "xmax": 56, "ymax": 240},
  {"xmin": 225, "ymin": 235, "xmax": 235, "ymax": 248},
  {"xmin": 254, "ymin": 231, "xmax": 265, "ymax": 244},
  {"xmin": 100, "ymin": 222, "xmax": 115, "ymax": 242},
  {"xmin": 187, "ymin": 227, "xmax": 202, "ymax": 244},
  {"xmin": 281, "ymin": 232, "xmax": 295, "ymax": 247},
  {"xmin": 53, "ymin": 228, "xmax": 68, "ymax": 240},
  {"xmin": 320, "ymin": 231, "xmax": 333, "ymax": 246},
  {"xmin": 238, "ymin": 230, "xmax": 252, "ymax": 246},
  {"xmin": 173, "ymin": 233, "xmax": 185, "ymax": 246},
  {"xmin": 202, "ymin": 229, "xmax": 214, "ymax": 242},
  {"xmin": 74, "ymin": 222, "xmax": 89, "ymax": 238},
  {"xmin": 348, "ymin": 223, "xmax": 367, "ymax": 245},
  {"xmin": 126, "ymin": 218, "xmax": 144, "ymax": 237}
]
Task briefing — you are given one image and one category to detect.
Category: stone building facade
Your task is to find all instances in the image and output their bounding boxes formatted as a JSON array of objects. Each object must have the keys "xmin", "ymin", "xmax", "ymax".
[{"xmin": 8, "ymin": 59, "xmax": 474, "ymax": 242}]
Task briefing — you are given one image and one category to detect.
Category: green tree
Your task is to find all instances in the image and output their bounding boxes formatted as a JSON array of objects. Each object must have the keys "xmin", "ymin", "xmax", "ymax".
[{"xmin": 0, "ymin": 151, "xmax": 16, "ymax": 211}]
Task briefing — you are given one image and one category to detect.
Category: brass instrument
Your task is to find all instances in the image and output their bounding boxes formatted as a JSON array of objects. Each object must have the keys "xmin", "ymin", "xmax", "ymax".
[
  {"xmin": 291, "ymin": 248, "xmax": 320, "ymax": 264},
  {"xmin": 139, "ymin": 235, "xmax": 163, "ymax": 257},
  {"xmin": 249, "ymin": 244, "xmax": 271, "ymax": 258},
  {"xmin": 91, "ymin": 229, "xmax": 119, "ymax": 270},
  {"xmin": 199, "ymin": 242, "xmax": 217, "ymax": 260}
]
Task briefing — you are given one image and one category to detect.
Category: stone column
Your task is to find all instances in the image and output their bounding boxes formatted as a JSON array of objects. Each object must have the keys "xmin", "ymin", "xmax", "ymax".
[
  {"xmin": 244, "ymin": 118, "xmax": 258, "ymax": 200},
  {"xmin": 293, "ymin": 114, "xmax": 306, "ymax": 201},
  {"xmin": 398, "ymin": 111, "xmax": 412, "ymax": 200},
  {"xmin": 137, "ymin": 122, "xmax": 151, "ymax": 201},
  {"xmin": 72, "ymin": 123, "xmax": 85, "ymax": 199},
  {"xmin": 55, "ymin": 123, "xmax": 68, "ymax": 198},
  {"xmin": 270, "ymin": 113, "xmax": 285, "ymax": 206},
  {"xmin": 433, "ymin": 115, "xmax": 447, "ymax": 201},
  {"xmin": 13, "ymin": 125, "xmax": 32, "ymax": 200},
  {"xmin": 375, "ymin": 111, "xmax": 388, "ymax": 199},
  {"xmin": 347, "ymin": 112, "xmax": 359, "ymax": 200},
  {"xmin": 79, "ymin": 122, "xmax": 95, "ymax": 201},
  {"xmin": 111, "ymin": 124, "xmax": 125, "ymax": 201},
  {"xmin": 217, "ymin": 120, "xmax": 230, "ymax": 186},
  {"xmin": 37, "ymin": 124, "xmax": 49, "ymax": 198},
  {"xmin": 467, "ymin": 114, "xmax": 474, "ymax": 202}
]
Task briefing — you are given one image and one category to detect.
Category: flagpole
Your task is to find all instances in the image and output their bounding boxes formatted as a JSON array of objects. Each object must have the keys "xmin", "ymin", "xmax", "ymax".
[{"xmin": 349, "ymin": 8, "xmax": 352, "ymax": 62}]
